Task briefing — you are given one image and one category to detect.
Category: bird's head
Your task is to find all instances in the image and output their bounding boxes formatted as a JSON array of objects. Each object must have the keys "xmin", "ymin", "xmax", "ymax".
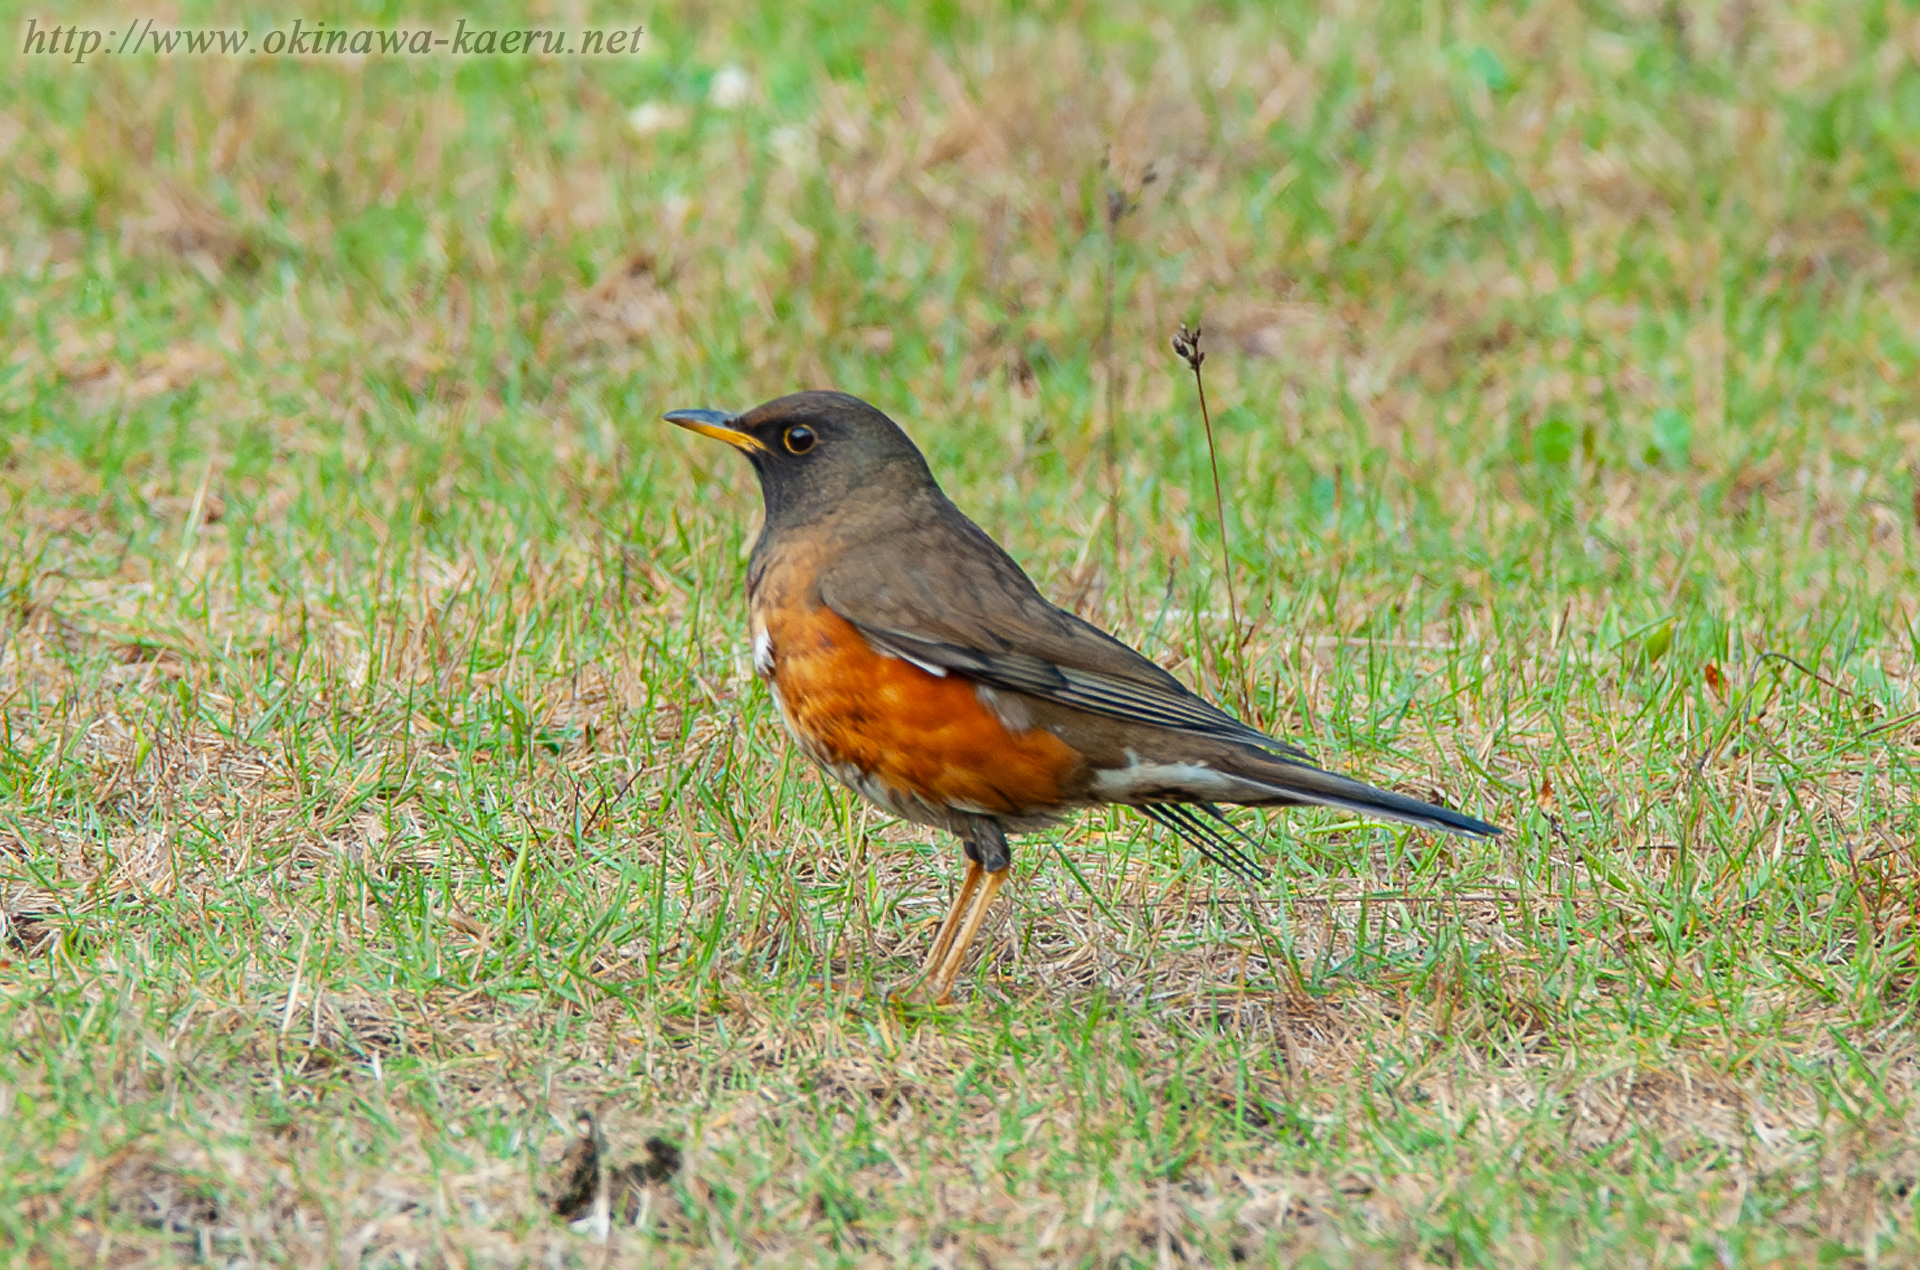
[{"xmin": 665, "ymin": 390, "xmax": 938, "ymax": 530}]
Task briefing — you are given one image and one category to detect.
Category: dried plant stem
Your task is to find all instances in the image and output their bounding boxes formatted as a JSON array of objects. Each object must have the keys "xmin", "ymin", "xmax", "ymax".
[{"xmin": 1173, "ymin": 323, "xmax": 1250, "ymax": 713}]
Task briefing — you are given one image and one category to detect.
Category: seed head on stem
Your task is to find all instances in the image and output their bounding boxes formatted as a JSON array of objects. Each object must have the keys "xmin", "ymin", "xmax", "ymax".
[{"xmin": 1172, "ymin": 322, "xmax": 1250, "ymax": 714}]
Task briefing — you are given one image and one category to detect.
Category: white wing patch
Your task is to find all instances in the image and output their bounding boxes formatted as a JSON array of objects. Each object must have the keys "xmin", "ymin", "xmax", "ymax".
[
  {"xmin": 879, "ymin": 647, "xmax": 948, "ymax": 677},
  {"xmin": 863, "ymin": 632, "xmax": 949, "ymax": 677}
]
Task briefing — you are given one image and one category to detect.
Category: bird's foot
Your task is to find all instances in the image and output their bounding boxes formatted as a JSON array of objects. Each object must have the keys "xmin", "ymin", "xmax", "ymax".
[{"xmin": 884, "ymin": 976, "xmax": 953, "ymax": 1008}]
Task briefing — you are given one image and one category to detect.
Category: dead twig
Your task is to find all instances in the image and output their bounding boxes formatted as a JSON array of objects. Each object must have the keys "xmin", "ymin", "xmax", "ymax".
[{"xmin": 1173, "ymin": 322, "xmax": 1249, "ymax": 714}]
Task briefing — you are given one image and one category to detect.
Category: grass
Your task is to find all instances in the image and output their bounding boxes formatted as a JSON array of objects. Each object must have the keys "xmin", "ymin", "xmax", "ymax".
[{"xmin": 3, "ymin": 0, "xmax": 1920, "ymax": 1263}]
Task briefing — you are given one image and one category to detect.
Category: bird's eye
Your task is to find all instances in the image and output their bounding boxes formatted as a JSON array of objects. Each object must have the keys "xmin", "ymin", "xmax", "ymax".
[{"xmin": 784, "ymin": 425, "xmax": 817, "ymax": 455}]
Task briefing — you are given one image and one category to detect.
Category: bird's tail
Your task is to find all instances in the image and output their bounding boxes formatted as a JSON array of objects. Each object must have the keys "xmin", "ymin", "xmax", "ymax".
[
  {"xmin": 1080, "ymin": 719, "xmax": 1502, "ymax": 880},
  {"xmin": 1227, "ymin": 752, "xmax": 1502, "ymax": 839},
  {"xmin": 1102, "ymin": 741, "xmax": 1502, "ymax": 844}
]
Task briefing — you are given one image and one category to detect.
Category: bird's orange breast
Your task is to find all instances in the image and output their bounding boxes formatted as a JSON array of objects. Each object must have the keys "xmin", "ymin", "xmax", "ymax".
[{"xmin": 755, "ymin": 601, "xmax": 1084, "ymax": 818}]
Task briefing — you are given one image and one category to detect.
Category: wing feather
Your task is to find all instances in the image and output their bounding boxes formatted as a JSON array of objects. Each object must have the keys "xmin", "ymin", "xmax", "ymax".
[{"xmin": 816, "ymin": 516, "xmax": 1310, "ymax": 760}]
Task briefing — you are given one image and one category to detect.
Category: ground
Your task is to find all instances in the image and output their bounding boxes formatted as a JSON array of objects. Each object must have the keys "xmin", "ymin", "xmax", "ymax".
[{"xmin": 4, "ymin": 1, "xmax": 1920, "ymax": 1265}]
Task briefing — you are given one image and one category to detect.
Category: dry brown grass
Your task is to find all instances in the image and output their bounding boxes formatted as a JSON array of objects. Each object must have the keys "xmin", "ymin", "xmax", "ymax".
[{"xmin": 4, "ymin": 1, "xmax": 1920, "ymax": 1264}]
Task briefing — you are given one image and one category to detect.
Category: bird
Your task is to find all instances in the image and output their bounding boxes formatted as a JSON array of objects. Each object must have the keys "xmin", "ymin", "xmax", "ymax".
[{"xmin": 667, "ymin": 390, "xmax": 1501, "ymax": 1003}]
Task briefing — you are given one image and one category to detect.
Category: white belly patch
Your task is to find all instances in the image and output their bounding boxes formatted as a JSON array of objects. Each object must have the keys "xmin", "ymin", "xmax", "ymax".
[{"xmin": 1090, "ymin": 755, "xmax": 1252, "ymax": 802}]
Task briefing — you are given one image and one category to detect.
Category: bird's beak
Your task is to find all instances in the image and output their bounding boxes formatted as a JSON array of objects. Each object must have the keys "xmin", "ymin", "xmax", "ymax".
[{"xmin": 664, "ymin": 408, "xmax": 767, "ymax": 454}]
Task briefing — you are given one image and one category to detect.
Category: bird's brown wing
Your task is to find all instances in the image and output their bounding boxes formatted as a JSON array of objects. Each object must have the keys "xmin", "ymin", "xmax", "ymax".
[
  {"xmin": 816, "ymin": 509, "xmax": 1502, "ymax": 847},
  {"xmin": 814, "ymin": 514, "xmax": 1311, "ymax": 760}
]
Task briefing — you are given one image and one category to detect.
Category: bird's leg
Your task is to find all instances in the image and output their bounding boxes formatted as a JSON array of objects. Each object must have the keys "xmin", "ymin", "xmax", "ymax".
[
  {"xmin": 924, "ymin": 866, "xmax": 1007, "ymax": 1003},
  {"xmin": 911, "ymin": 817, "xmax": 1010, "ymax": 1003},
  {"xmin": 917, "ymin": 859, "xmax": 982, "ymax": 983}
]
